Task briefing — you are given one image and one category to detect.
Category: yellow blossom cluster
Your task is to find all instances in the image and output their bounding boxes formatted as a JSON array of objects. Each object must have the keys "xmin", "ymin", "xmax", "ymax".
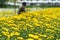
[{"xmin": 0, "ymin": 8, "xmax": 60, "ymax": 40}]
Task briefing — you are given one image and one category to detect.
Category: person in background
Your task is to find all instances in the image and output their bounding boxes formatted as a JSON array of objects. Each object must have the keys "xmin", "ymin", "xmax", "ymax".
[{"xmin": 18, "ymin": 2, "xmax": 26, "ymax": 14}]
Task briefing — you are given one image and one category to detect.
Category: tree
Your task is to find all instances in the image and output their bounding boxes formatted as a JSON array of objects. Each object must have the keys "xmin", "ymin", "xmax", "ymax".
[
  {"xmin": 0, "ymin": 0, "xmax": 8, "ymax": 8},
  {"xmin": 14, "ymin": 0, "xmax": 17, "ymax": 12}
]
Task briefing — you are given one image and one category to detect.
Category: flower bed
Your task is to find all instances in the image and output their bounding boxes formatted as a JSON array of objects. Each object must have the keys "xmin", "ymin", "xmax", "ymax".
[{"xmin": 0, "ymin": 8, "xmax": 60, "ymax": 40}]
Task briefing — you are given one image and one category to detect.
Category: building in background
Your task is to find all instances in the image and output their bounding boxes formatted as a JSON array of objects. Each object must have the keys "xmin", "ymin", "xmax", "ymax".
[
  {"xmin": 7, "ymin": 0, "xmax": 60, "ymax": 7},
  {"xmin": 17, "ymin": 0, "xmax": 60, "ymax": 6}
]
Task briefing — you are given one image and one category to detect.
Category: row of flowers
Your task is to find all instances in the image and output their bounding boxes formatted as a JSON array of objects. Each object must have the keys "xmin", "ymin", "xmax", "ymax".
[{"xmin": 0, "ymin": 8, "xmax": 60, "ymax": 40}]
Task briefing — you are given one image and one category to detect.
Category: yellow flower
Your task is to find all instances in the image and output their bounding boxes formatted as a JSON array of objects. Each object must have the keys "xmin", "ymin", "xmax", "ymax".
[
  {"xmin": 12, "ymin": 27, "xmax": 19, "ymax": 30},
  {"xmin": 47, "ymin": 36, "xmax": 54, "ymax": 39},
  {"xmin": 8, "ymin": 20, "xmax": 14, "ymax": 23},
  {"xmin": 10, "ymin": 32, "xmax": 14, "ymax": 36},
  {"xmin": 32, "ymin": 18, "xmax": 38, "ymax": 23},
  {"xmin": 14, "ymin": 32, "xmax": 20, "ymax": 36},
  {"xmin": 10, "ymin": 31, "xmax": 20, "ymax": 36},
  {"xmin": 9, "ymin": 24, "xmax": 17, "ymax": 27},
  {"xmin": 27, "ymin": 17, "xmax": 31, "ymax": 21},
  {"xmin": 46, "ymin": 29, "xmax": 51, "ymax": 32},
  {"xmin": 26, "ymin": 24, "xmax": 33, "ymax": 27},
  {"xmin": 2, "ymin": 27, "xmax": 8, "ymax": 32},
  {"xmin": 38, "ymin": 34, "xmax": 47, "ymax": 37},
  {"xmin": 38, "ymin": 38, "xmax": 42, "ymax": 40},
  {"xmin": 27, "ymin": 38, "xmax": 34, "ymax": 40},
  {"xmin": 45, "ymin": 24, "xmax": 52, "ymax": 28},
  {"xmin": 17, "ymin": 37, "xmax": 24, "ymax": 40},
  {"xmin": 29, "ymin": 34, "xmax": 39, "ymax": 39},
  {"xmin": 2, "ymin": 31, "xmax": 9, "ymax": 36},
  {"xmin": 34, "ymin": 23, "xmax": 40, "ymax": 26}
]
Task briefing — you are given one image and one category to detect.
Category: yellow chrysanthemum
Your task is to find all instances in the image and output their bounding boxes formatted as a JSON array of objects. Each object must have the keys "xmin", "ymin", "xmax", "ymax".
[{"xmin": 29, "ymin": 34, "xmax": 39, "ymax": 39}]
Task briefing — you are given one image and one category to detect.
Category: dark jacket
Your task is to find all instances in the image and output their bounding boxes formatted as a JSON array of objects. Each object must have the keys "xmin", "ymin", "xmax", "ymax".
[{"xmin": 18, "ymin": 7, "xmax": 25, "ymax": 14}]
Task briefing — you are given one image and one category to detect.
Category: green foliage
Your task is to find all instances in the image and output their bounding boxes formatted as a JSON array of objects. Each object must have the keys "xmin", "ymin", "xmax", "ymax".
[{"xmin": 0, "ymin": 0, "xmax": 8, "ymax": 8}]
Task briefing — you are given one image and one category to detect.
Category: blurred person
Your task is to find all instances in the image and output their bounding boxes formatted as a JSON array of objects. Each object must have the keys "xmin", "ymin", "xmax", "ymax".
[{"xmin": 18, "ymin": 2, "xmax": 27, "ymax": 14}]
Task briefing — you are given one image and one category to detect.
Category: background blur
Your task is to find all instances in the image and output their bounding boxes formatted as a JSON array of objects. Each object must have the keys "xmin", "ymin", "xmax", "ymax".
[{"xmin": 0, "ymin": 0, "xmax": 60, "ymax": 13}]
